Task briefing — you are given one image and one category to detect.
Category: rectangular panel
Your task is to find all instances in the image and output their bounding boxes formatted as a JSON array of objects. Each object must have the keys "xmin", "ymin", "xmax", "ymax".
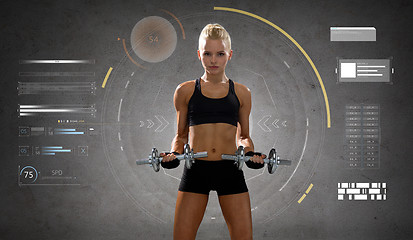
[
  {"xmin": 330, "ymin": 27, "xmax": 376, "ymax": 41},
  {"xmin": 337, "ymin": 182, "xmax": 387, "ymax": 201},
  {"xmin": 338, "ymin": 59, "xmax": 391, "ymax": 83},
  {"xmin": 344, "ymin": 104, "xmax": 380, "ymax": 169}
]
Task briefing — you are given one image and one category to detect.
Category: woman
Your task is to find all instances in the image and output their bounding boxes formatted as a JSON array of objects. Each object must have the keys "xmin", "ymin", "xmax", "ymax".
[{"xmin": 160, "ymin": 23, "xmax": 266, "ymax": 240}]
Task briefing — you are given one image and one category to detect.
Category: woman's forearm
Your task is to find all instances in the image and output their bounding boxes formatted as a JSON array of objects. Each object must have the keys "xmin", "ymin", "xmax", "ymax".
[
  {"xmin": 171, "ymin": 135, "xmax": 188, "ymax": 154},
  {"xmin": 238, "ymin": 136, "xmax": 254, "ymax": 153}
]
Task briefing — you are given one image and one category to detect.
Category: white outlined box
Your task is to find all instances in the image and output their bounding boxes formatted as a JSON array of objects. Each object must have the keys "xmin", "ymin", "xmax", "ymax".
[
  {"xmin": 354, "ymin": 195, "xmax": 368, "ymax": 200},
  {"xmin": 369, "ymin": 189, "xmax": 381, "ymax": 194},
  {"xmin": 356, "ymin": 183, "xmax": 370, "ymax": 188},
  {"xmin": 341, "ymin": 63, "xmax": 356, "ymax": 78}
]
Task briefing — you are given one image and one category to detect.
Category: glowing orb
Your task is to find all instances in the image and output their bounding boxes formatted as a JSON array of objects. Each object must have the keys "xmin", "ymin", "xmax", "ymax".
[{"xmin": 130, "ymin": 16, "xmax": 177, "ymax": 63}]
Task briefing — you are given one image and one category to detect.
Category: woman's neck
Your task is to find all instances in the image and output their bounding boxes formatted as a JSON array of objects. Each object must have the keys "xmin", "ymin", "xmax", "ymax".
[{"xmin": 201, "ymin": 72, "xmax": 229, "ymax": 84}]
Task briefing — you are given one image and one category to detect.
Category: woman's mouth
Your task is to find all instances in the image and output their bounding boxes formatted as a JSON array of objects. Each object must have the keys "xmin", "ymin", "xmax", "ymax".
[{"xmin": 209, "ymin": 66, "xmax": 218, "ymax": 69}]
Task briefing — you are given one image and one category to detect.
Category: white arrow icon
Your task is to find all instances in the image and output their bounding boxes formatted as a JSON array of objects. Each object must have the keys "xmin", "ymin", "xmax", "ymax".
[
  {"xmin": 155, "ymin": 115, "xmax": 169, "ymax": 132},
  {"xmin": 147, "ymin": 119, "xmax": 154, "ymax": 128},
  {"xmin": 272, "ymin": 119, "xmax": 279, "ymax": 128},
  {"xmin": 257, "ymin": 115, "xmax": 271, "ymax": 132}
]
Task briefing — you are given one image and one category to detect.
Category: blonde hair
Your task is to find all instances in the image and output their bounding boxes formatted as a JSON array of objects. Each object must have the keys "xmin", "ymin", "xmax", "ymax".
[{"xmin": 198, "ymin": 23, "xmax": 231, "ymax": 51}]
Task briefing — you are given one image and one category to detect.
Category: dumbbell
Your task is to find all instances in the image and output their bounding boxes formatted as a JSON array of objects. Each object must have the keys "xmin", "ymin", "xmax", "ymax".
[
  {"xmin": 136, "ymin": 143, "xmax": 208, "ymax": 172},
  {"xmin": 221, "ymin": 146, "xmax": 291, "ymax": 174}
]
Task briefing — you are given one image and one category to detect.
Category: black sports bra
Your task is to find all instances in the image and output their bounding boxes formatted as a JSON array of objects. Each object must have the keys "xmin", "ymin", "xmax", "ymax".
[{"xmin": 187, "ymin": 78, "xmax": 240, "ymax": 127}]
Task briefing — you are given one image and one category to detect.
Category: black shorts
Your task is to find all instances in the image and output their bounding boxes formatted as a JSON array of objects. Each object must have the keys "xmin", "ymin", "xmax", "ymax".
[{"xmin": 178, "ymin": 160, "xmax": 248, "ymax": 196}]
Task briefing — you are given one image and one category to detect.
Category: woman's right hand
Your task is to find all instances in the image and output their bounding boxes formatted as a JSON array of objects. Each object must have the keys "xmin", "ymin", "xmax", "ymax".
[
  {"xmin": 160, "ymin": 152, "xmax": 177, "ymax": 162},
  {"xmin": 160, "ymin": 152, "xmax": 181, "ymax": 169}
]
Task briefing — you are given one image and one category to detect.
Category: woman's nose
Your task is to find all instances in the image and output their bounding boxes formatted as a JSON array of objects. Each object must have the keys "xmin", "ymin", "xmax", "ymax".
[{"xmin": 211, "ymin": 55, "xmax": 216, "ymax": 63}]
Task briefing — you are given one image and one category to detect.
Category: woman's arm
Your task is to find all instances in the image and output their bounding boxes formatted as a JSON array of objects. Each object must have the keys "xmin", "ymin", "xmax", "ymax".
[
  {"xmin": 171, "ymin": 83, "xmax": 190, "ymax": 154},
  {"xmin": 236, "ymin": 84, "xmax": 254, "ymax": 153},
  {"xmin": 236, "ymin": 84, "xmax": 265, "ymax": 164}
]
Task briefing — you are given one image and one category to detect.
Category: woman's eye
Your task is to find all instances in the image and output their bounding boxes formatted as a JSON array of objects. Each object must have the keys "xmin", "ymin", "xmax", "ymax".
[
  {"xmin": 219, "ymin": 53, "xmax": 225, "ymax": 56},
  {"xmin": 204, "ymin": 52, "xmax": 210, "ymax": 56}
]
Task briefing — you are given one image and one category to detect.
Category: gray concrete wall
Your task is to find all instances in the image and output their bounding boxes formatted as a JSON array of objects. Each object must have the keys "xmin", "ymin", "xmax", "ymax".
[{"xmin": 1, "ymin": 0, "xmax": 412, "ymax": 239}]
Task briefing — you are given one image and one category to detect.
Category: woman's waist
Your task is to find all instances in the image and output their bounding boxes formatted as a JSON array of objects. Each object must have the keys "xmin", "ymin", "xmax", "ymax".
[
  {"xmin": 190, "ymin": 159, "xmax": 238, "ymax": 168},
  {"xmin": 188, "ymin": 143, "xmax": 237, "ymax": 159}
]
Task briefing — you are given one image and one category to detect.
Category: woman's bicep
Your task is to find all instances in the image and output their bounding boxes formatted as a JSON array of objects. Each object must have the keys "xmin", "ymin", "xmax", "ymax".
[
  {"xmin": 174, "ymin": 85, "xmax": 189, "ymax": 138},
  {"xmin": 237, "ymin": 87, "xmax": 252, "ymax": 140},
  {"xmin": 175, "ymin": 109, "xmax": 189, "ymax": 138}
]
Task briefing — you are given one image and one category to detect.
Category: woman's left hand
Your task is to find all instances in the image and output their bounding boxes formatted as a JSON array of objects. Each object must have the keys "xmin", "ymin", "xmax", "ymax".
[{"xmin": 250, "ymin": 153, "xmax": 266, "ymax": 164}]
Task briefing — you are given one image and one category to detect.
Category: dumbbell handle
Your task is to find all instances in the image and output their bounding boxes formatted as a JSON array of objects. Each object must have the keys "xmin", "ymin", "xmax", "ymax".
[
  {"xmin": 136, "ymin": 159, "xmax": 155, "ymax": 165},
  {"xmin": 136, "ymin": 151, "xmax": 208, "ymax": 165},
  {"xmin": 177, "ymin": 151, "xmax": 208, "ymax": 160},
  {"xmin": 275, "ymin": 159, "xmax": 292, "ymax": 166},
  {"xmin": 221, "ymin": 154, "xmax": 291, "ymax": 165}
]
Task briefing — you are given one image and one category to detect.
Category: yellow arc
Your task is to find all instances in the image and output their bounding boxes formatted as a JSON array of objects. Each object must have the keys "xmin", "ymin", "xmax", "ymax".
[
  {"xmin": 214, "ymin": 7, "xmax": 331, "ymax": 128},
  {"xmin": 102, "ymin": 67, "xmax": 113, "ymax": 88}
]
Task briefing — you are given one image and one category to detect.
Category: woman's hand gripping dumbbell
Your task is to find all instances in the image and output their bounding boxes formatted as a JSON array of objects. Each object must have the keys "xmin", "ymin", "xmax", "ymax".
[
  {"xmin": 221, "ymin": 146, "xmax": 291, "ymax": 174},
  {"xmin": 136, "ymin": 143, "xmax": 208, "ymax": 172}
]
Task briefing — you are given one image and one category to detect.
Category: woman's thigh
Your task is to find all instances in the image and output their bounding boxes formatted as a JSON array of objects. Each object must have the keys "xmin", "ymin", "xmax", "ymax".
[
  {"xmin": 174, "ymin": 191, "xmax": 209, "ymax": 240},
  {"xmin": 218, "ymin": 192, "xmax": 253, "ymax": 240}
]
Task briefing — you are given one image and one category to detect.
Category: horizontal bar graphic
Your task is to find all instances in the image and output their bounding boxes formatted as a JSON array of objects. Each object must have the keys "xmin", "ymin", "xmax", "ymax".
[
  {"xmin": 42, "ymin": 176, "xmax": 74, "ymax": 180},
  {"xmin": 331, "ymin": 27, "xmax": 375, "ymax": 30},
  {"xmin": 54, "ymin": 132, "xmax": 84, "ymax": 135},
  {"xmin": 20, "ymin": 109, "xmax": 79, "ymax": 113},
  {"xmin": 18, "ymin": 82, "xmax": 96, "ymax": 95},
  {"xmin": 42, "ymin": 149, "xmax": 71, "ymax": 152},
  {"xmin": 19, "ymin": 72, "xmax": 95, "ymax": 77},
  {"xmin": 19, "ymin": 59, "xmax": 95, "ymax": 64},
  {"xmin": 19, "ymin": 104, "xmax": 94, "ymax": 108},
  {"xmin": 18, "ymin": 104, "xmax": 96, "ymax": 117},
  {"xmin": 357, "ymin": 74, "xmax": 383, "ymax": 76},
  {"xmin": 357, "ymin": 65, "xmax": 386, "ymax": 68}
]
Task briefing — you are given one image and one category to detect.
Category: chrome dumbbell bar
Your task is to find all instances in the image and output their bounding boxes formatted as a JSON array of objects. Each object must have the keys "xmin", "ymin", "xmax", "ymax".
[
  {"xmin": 136, "ymin": 144, "xmax": 207, "ymax": 172},
  {"xmin": 221, "ymin": 146, "xmax": 291, "ymax": 174}
]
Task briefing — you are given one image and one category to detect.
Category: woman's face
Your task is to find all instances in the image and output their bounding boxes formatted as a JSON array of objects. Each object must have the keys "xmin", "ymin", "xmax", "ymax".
[{"xmin": 197, "ymin": 38, "xmax": 232, "ymax": 76}]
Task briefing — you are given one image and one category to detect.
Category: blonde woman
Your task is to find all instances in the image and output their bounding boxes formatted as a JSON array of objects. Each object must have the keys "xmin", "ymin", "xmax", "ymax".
[{"xmin": 161, "ymin": 23, "xmax": 266, "ymax": 240}]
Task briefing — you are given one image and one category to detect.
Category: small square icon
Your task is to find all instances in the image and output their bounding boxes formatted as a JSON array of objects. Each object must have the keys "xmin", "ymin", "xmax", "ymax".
[
  {"xmin": 19, "ymin": 146, "xmax": 30, "ymax": 156},
  {"xmin": 341, "ymin": 63, "xmax": 356, "ymax": 78},
  {"xmin": 78, "ymin": 146, "xmax": 88, "ymax": 156},
  {"xmin": 18, "ymin": 127, "xmax": 30, "ymax": 137}
]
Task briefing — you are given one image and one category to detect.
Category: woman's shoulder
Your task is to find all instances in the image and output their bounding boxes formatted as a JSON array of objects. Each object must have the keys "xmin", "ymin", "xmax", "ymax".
[
  {"xmin": 178, "ymin": 79, "xmax": 196, "ymax": 88},
  {"xmin": 232, "ymin": 80, "xmax": 251, "ymax": 96},
  {"xmin": 174, "ymin": 79, "xmax": 196, "ymax": 98},
  {"xmin": 176, "ymin": 79, "xmax": 196, "ymax": 90}
]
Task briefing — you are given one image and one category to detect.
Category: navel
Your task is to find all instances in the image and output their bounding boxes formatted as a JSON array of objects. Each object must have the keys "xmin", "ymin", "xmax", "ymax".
[{"xmin": 212, "ymin": 148, "xmax": 216, "ymax": 153}]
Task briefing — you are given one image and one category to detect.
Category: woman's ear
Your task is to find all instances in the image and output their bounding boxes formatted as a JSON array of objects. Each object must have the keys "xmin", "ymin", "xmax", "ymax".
[{"xmin": 197, "ymin": 49, "xmax": 201, "ymax": 60}]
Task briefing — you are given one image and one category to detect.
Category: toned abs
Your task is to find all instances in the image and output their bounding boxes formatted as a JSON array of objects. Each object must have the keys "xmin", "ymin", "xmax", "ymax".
[{"xmin": 189, "ymin": 123, "xmax": 237, "ymax": 160}]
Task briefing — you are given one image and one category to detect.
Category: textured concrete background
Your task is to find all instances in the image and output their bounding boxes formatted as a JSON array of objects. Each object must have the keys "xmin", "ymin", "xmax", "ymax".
[{"xmin": 1, "ymin": 0, "xmax": 413, "ymax": 239}]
